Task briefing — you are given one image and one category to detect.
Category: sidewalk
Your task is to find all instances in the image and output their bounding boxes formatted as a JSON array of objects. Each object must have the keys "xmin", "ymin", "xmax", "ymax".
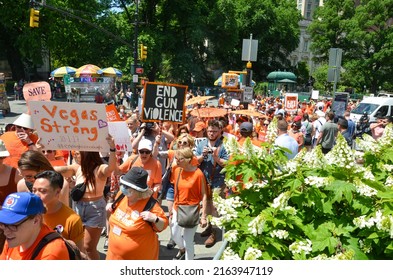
[{"xmin": 97, "ymin": 199, "xmax": 224, "ymax": 260}]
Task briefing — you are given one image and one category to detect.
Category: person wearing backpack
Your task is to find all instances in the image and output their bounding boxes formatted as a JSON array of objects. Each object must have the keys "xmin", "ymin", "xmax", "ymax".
[
  {"xmin": 0, "ymin": 192, "xmax": 70, "ymax": 260},
  {"xmin": 105, "ymin": 167, "xmax": 168, "ymax": 260},
  {"xmin": 32, "ymin": 170, "xmax": 85, "ymax": 252}
]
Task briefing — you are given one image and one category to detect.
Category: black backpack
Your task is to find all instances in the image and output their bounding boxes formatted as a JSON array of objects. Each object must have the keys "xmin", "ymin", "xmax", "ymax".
[{"xmin": 31, "ymin": 232, "xmax": 87, "ymax": 260}]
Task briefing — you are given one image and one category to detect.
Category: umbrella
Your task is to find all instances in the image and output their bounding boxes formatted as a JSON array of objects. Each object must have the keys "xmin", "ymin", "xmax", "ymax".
[
  {"xmin": 231, "ymin": 109, "xmax": 265, "ymax": 118},
  {"xmin": 75, "ymin": 64, "xmax": 102, "ymax": 77},
  {"xmin": 97, "ymin": 67, "xmax": 123, "ymax": 78},
  {"xmin": 214, "ymin": 75, "xmax": 256, "ymax": 86},
  {"xmin": 50, "ymin": 66, "xmax": 77, "ymax": 78},
  {"xmin": 190, "ymin": 107, "xmax": 227, "ymax": 118},
  {"xmin": 185, "ymin": 95, "xmax": 214, "ymax": 106}
]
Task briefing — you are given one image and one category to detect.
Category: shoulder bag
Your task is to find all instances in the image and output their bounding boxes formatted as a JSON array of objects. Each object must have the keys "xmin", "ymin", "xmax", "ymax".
[
  {"xmin": 175, "ymin": 168, "xmax": 200, "ymax": 228},
  {"xmin": 70, "ymin": 182, "xmax": 86, "ymax": 202}
]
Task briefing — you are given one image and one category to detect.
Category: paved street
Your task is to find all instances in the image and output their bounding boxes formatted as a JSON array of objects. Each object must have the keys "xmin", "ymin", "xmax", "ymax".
[{"xmin": 1, "ymin": 95, "xmax": 224, "ymax": 260}]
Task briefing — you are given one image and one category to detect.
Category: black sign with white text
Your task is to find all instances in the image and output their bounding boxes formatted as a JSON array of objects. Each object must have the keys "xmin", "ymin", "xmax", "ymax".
[{"xmin": 142, "ymin": 82, "xmax": 187, "ymax": 123}]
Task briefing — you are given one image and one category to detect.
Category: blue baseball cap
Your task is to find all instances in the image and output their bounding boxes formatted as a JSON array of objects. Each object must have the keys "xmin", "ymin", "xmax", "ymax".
[{"xmin": 0, "ymin": 192, "xmax": 45, "ymax": 225}]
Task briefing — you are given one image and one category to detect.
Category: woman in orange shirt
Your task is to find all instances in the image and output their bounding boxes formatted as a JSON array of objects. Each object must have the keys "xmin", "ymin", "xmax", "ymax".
[
  {"xmin": 171, "ymin": 147, "xmax": 208, "ymax": 260},
  {"xmin": 105, "ymin": 167, "xmax": 168, "ymax": 260}
]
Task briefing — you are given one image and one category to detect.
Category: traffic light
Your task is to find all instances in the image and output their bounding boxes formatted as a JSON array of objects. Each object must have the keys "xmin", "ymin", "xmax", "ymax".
[
  {"xmin": 140, "ymin": 44, "xmax": 148, "ymax": 61},
  {"xmin": 29, "ymin": 8, "xmax": 40, "ymax": 28}
]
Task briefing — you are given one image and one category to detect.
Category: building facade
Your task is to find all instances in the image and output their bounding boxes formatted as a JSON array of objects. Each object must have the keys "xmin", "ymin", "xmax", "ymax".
[{"xmin": 290, "ymin": 0, "xmax": 324, "ymax": 74}]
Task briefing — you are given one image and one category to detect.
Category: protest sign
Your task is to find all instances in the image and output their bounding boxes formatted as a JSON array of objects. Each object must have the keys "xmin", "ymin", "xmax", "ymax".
[
  {"xmin": 23, "ymin": 82, "xmax": 52, "ymax": 113},
  {"xmin": 108, "ymin": 121, "xmax": 132, "ymax": 152},
  {"xmin": 141, "ymin": 82, "xmax": 187, "ymax": 123},
  {"xmin": 29, "ymin": 101, "xmax": 109, "ymax": 152},
  {"xmin": 106, "ymin": 103, "xmax": 121, "ymax": 122},
  {"xmin": 284, "ymin": 93, "xmax": 298, "ymax": 113}
]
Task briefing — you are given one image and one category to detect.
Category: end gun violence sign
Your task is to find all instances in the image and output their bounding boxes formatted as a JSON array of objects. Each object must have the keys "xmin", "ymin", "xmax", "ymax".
[
  {"xmin": 29, "ymin": 101, "xmax": 110, "ymax": 152},
  {"xmin": 141, "ymin": 82, "xmax": 187, "ymax": 123}
]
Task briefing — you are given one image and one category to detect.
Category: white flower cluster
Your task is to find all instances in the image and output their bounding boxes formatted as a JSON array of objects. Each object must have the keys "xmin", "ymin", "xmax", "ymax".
[
  {"xmin": 221, "ymin": 247, "xmax": 241, "ymax": 260},
  {"xmin": 358, "ymin": 239, "xmax": 372, "ymax": 254},
  {"xmin": 281, "ymin": 160, "xmax": 298, "ymax": 174},
  {"xmin": 386, "ymin": 176, "xmax": 393, "ymax": 188},
  {"xmin": 299, "ymin": 145, "xmax": 326, "ymax": 169},
  {"xmin": 382, "ymin": 164, "xmax": 393, "ymax": 172},
  {"xmin": 225, "ymin": 179, "xmax": 240, "ymax": 192},
  {"xmin": 269, "ymin": 229, "xmax": 289, "ymax": 239},
  {"xmin": 271, "ymin": 191, "xmax": 290, "ymax": 209},
  {"xmin": 356, "ymin": 134, "xmax": 380, "ymax": 154},
  {"xmin": 212, "ymin": 193, "xmax": 243, "ymax": 227},
  {"xmin": 224, "ymin": 229, "xmax": 239, "ymax": 243},
  {"xmin": 265, "ymin": 117, "xmax": 278, "ymax": 143},
  {"xmin": 325, "ymin": 134, "xmax": 356, "ymax": 168},
  {"xmin": 378, "ymin": 123, "xmax": 393, "ymax": 147},
  {"xmin": 224, "ymin": 136, "xmax": 241, "ymax": 155},
  {"xmin": 353, "ymin": 210, "xmax": 393, "ymax": 238},
  {"xmin": 304, "ymin": 176, "xmax": 329, "ymax": 188},
  {"xmin": 353, "ymin": 179, "xmax": 378, "ymax": 197},
  {"xmin": 244, "ymin": 247, "xmax": 263, "ymax": 260},
  {"xmin": 289, "ymin": 239, "xmax": 312, "ymax": 255},
  {"xmin": 248, "ymin": 214, "xmax": 266, "ymax": 236}
]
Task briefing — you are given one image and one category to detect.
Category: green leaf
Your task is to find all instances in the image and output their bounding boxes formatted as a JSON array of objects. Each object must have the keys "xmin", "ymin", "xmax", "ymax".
[{"xmin": 324, "ymin": 180, "xmax": 355, "ymax": 203}]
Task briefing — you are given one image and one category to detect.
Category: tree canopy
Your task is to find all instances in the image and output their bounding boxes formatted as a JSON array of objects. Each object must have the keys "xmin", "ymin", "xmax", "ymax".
[
  {"xmin": 308, "ymin": 0, "xmax": 393, "ymax": 93},
  {"xmin": 1, "ymin": 0, "xmax": 301, "ymax": 86}
]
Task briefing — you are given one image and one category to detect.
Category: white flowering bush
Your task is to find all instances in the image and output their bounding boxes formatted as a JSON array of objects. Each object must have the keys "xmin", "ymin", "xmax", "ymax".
[{"xmin": 216, "ymin": 124, "xmax": 393, "ymax": 260}]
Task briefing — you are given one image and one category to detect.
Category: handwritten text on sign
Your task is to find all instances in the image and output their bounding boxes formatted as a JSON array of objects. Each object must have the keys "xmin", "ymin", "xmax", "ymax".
[
  {"xmin": 142, "ymin": 82, "xmax": 187, "ymax": 123},
  {"xmin": 29, "ymin": 101, "xmax": 109, "ymax": 152},
  {"xmin": 284, "ymin": 93, "xmax": 298, "ymax": 112}
]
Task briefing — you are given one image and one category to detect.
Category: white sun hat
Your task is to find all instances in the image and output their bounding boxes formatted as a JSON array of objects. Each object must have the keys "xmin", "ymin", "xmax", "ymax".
[{"xmin": 13, "ymin": 113, "xmax": 34, "ymax": 129}]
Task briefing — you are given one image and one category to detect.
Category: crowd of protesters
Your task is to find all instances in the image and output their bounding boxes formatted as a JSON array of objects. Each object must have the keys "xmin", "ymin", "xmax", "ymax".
[{"xmin": 1, "ymin": 88, "xmax": 392, "ymax": 260}]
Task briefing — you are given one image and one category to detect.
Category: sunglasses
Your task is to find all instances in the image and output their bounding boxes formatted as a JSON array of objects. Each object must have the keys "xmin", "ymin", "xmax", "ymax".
[
  {"xmin": 0, "ymin": 157, "xmax": 6, "ymax": 160},
  {"xmin": 42, "ymin": 150, "xmax": 53, "ymax": 154},
  {"xmin": 177, "ymin": 141, "xmax": 189, "ymax": 146},
  {"xmin": 15, "ymin": 125, "xmax": 28, "ymax": 130},
  {"xmin": 139, "ymin": 150, "xmax": 151, "ymax": 155}
]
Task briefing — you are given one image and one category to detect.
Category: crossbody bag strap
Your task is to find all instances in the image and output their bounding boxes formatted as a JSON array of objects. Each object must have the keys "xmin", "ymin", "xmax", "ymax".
[
  {"xmin": 31, "ymin": 232, "xmax": 62, "ymax": 260},
  {"xmin": 175, "ymin": 168, "xmax": 183, "ymax": 202}
]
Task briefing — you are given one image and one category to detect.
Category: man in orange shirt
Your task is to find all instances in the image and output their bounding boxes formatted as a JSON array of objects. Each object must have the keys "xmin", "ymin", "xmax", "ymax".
[
  {"xmin": 237, "ymin": 122, "xmax": 263, "ymax": 148},
  {"xmin": 0, "ymin": 113, "xmax": 40, "ymax": 168},
  {"xmin": 0, "ymin": 192, "xmax": 69, "ymax": 260}
]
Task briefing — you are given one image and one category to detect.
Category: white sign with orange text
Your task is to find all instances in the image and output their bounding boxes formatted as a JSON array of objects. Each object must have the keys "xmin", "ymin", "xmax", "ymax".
[{"xmin": 29, "ymin": 101, "xmax": 110, "ymax": 152}]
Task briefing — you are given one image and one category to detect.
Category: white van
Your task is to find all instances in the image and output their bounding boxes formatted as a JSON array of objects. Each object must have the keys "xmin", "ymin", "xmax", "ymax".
[{"xmin": 350, "ymin": 97, "xmax": 393, "ymax": 123}]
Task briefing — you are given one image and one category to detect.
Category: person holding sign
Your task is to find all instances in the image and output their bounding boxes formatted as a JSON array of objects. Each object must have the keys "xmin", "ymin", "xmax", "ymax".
[
  {"xmin": 118, "ymin": 139, "xmax": 162, "ymax": 199},
  {"xmin": 54, "ymin": 135, "xmax": 117, "ymax": 260},
  {"xmin": 0, "ymin": 113, "xmax": 41, "ymax": 168}
]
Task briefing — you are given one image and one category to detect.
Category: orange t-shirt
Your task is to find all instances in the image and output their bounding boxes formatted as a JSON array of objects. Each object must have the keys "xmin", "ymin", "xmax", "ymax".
[
  {"xmin": 0, "ymin": 224, "xmax": 70, "ymax": 260},
  {"xmin": 106, "ymin": 196, "xmax": 168, "ymax": 260},
  {"xmin": 0, "ymin": 131, "xmax": 38, "ymax": 168},
  {"xmin": 119, "ymin": 156, "xmax": 162, "ymax": 189},
  {"xmin": 238, "ymin": 137, "xmax": 263, "ymax": 148},
  {"xmin": 172, "ymin": 167, "xmax": 206, "ymax": 211}
]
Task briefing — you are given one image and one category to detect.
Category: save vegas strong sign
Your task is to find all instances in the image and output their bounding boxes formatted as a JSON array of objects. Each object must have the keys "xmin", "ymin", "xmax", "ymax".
[
  {"xmin": 29, "ymin": 101, "xmax": 110, "ymax": 152},
  {"xmin": 142, "ymin": 82, "xmax": 187, "ymax": 123}
]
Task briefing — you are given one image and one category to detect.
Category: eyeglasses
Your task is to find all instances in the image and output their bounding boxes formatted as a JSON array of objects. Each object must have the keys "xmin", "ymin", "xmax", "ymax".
[
  {"xmin": 42, "ymin": 150, "xmax": 53, "ymax": 154},
  {"xmin": 177, "ymin": 141, "xmax": 189, "ymax": 146},
  {"xmin": 139, "ymin": 150, "xmax": 151, "ymax": 155},
  {"xmin": 0, "ymin": 216, "xmax": 33, "ymax": 232},
  {"xmin": 175, "ymin": 157, "xmax": 185, "ymax": 162},
  {"xmin": 23, "ymin": 175, "xmax": 36, "ymax": 180}
]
